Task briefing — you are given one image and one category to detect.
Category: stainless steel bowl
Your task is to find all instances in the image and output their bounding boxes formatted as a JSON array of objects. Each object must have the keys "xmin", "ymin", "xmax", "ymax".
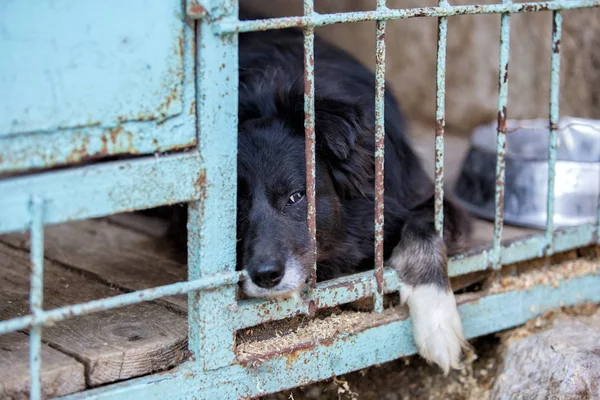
[{"xmin": 454, "ymin": 117, "xmax": 600, "ymax": 229}]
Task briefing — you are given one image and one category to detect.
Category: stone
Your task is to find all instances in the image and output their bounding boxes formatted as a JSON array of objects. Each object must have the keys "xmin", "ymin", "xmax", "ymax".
[{"xmin": 491, "ymin": 311, "xmax": 600, "ymax": 400}]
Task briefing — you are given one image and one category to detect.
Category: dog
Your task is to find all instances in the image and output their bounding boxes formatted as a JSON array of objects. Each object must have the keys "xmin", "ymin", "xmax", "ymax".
[{"xmin": 168, "ymin": 14, "xmax": 473, "ymax": 374}]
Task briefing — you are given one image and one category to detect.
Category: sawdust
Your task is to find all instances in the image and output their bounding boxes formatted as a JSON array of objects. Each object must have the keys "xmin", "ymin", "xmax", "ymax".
[
  {"xmin": 236, "ymin": 306, "xmax": 407, "ymax": 363},
  {"xmin": 261, "ymin": 302, "xmax": 599, "ymax": 400},
  {"xmin": 486, "ymin": 255, "xmax": 599, "ymax": 294}
]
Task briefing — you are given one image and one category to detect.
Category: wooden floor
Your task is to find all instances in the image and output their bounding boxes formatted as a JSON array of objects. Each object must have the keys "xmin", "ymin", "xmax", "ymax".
[{"xmin": 0, "ymin": 135, "xmax": 541, "ymax": 398}]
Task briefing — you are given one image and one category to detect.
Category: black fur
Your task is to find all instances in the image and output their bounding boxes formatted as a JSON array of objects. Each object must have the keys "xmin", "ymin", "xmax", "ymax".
[{"xmin": 169, "ymin": 19, "xmax": 472, "ymax": 293}]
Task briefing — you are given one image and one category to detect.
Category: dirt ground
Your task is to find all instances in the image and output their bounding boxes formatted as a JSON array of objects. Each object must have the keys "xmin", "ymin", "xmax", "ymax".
[{"xmin": 260, "ymin": 303, "xmax": 599, "ymax": 400}]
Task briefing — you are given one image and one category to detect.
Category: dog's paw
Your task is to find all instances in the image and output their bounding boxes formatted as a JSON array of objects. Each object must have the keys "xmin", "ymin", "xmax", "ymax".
[{"xmin": 400, "ymin": 283, "xmax": 468, "ymax": 374}]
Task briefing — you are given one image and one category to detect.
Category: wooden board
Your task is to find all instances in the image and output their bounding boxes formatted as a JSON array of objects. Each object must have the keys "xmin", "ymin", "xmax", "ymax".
[
  {"xmin": 0, "ymin": 242, "xmax": 188, "ymax": 387},
  {"xmin": 0, "ymin": 332, "xmax": 85, "ymax": 400},
  {"xmin": 1, "ymin": 218, "xmax": 187, "ymax": 311}
]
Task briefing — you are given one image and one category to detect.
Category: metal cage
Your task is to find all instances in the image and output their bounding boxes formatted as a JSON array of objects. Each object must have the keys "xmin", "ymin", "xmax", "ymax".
[{"xmin": 0, "ymin": 1, "xmax": 599, "ymax": 398}]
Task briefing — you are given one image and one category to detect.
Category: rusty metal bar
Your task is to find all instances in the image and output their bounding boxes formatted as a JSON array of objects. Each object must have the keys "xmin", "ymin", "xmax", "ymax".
[
  {"xmin": 0, "ymin": 271, "xmax": 242, "ymax": 335},
  {"xmin": 304, "ymin": 0, "xmax": 317, "ymax": 290},
  {"xmin": 434, "ymin": 0, "xmax": 449, "ymax": 238},
  {"xmin": 373, "ymin": 0, "xmax": 387, "ymax": 313},
  {"xmin": 28, "ymin": 197, "xmax": 44, "ymax": 400},
  {"xmin": 233, "ymin": 269, "xmax": 402, "ymax": 329},
  {"xmin": 545, "ymin": 10, "xmax": 562, "ymax": 256},
  {"xmin": 491, "ymin": 0, "xmax": 512, "ymax": 270},
  {"xmin": 215, "ymin": 1, "xmax": 600, "ymax": 32}
]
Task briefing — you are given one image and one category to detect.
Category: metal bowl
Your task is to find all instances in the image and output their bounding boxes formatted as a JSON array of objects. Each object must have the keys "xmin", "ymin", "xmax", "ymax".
[{"xmin": 454, "ymin": 117, "xmax": 600, "ymax": 229}]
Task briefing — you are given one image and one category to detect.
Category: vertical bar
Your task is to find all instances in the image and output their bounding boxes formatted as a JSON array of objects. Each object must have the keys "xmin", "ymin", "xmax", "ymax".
[
  {"xmin": 304, "ymin": 0, "xmax": 317, "ymax": 289},
  {"xmin": 545, "ymin": 11, "xmax": 562, "ymax": 256},
  {"xmin": 188, "ymin": 0, "xmax": 239, "ymax": 370},
  {"xmin": 491, "ymin": 0, "xmax": 512, "ymax": 270},
  {"xmin": 29, "ymin": 196, "xmax": 44, "ymax": 400},
  {"xmin": 373, "ymin": 0, "xmax": 387, "ymax": 313},
  {"xmin": 434, "ymin": 0, "xmax": 450, "ymax": 239}
]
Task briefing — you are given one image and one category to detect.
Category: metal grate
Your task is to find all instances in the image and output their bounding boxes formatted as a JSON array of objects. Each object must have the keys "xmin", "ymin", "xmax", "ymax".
[{"xmin": 0, "ymin": 1, "xmax": 599, "ymax": 398}]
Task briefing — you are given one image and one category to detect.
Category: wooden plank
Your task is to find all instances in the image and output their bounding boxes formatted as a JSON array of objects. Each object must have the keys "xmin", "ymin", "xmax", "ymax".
[
  {"xmin": 1, "ymin": 218, "xmax": 187, "ymax": 311},
  {"xmin": 0, "ymin": 332, "xmax": 86, "ymax": 399},
  {"xmin": 0, "ymin": 242, "xmax": 188, "ymax": 387}
]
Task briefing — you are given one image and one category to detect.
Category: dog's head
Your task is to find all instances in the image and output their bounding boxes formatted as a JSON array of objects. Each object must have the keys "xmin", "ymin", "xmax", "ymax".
[{"xmin": 237, "ymin": 78, "xmax": 373, "ymax": 298}]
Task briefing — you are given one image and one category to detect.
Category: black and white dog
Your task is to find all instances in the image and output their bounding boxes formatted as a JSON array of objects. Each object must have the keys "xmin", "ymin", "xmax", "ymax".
[{"xmin": 171, "ymin": 17, "xmax": 472, "ymax": 374}]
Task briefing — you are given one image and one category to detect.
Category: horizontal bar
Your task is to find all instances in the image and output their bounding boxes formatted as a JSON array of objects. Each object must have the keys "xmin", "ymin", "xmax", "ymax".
[
  {"xmin": 2, "ymin": 224, "xmax": 591, "ymax": 335},
  {"xmin": 0, "ymin": 271, "xmax": 242, "ymax": 335},
  {"xmin": 62, "ymin": 272, "xmax": 600, "ymax": 400},
  {"xmin": 232, "ymin": 269, "xmax": 401, "ymax": 329},
  {"xmin": 1, "ymin": 224, "xmax": 594, "ymax": 336},
  {"xmin": 216, "ymin": 1, "xmax": 600, "ymax": 33},
  {"xmin": 0, "ymin": 118, "xmax": 196, "ymax": 174},
  {"xmin": 0, "ymin": 152, "xmax": 204, "ymax": 234},
  {"xmin": 449, "ymin": 223, "xmax": 597, "ymax": 276}
]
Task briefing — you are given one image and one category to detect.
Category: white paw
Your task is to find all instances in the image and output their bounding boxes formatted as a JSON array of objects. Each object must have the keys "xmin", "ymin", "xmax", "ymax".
[{"xmin": 401, "ymin": 283, "xmax": 467, "ymax": 374}]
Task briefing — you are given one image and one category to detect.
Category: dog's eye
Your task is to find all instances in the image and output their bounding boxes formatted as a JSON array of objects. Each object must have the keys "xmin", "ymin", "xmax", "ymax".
[{"xmin": 287, "ymin": 191, "xmax": 306, "ymax": 206}]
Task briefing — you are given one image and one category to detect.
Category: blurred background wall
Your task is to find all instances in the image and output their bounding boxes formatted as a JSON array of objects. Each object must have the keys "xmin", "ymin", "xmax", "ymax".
[{"xmin": 240, "ymin": 0, "xmax": 600, "ymax": 138}]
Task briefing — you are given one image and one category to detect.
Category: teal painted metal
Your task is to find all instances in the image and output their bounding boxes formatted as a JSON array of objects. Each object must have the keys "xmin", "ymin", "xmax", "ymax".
[
  {"xmin": 0, "ymin": 271, "xmax": 242, "ymax": 335},
  {"xmin": 0, "ymin": 153, "xmax": 205, "ymax": 234},
  {"xmin": 434, "ymin": 0, "xmax": 449, "ymax": 237},
  {"xmin": 0, "ymin": 1, "xmax": 599, "ymax": 399},
  {"xmin": 58, "ymin": 273, "xmax": 600, "ymax": 400},
  {"xmin": 491, "ymin": 0, "xmax": 512, "ymax": 270},
  {"xmin": 545, "ymin": 11, "xmax": 563, "ymax": 256},
  {"xmin": 0, "ymin": 0, "xmax": 196, "ymax": 173},
  {"xmin": 214, "ymin": 1, "xmax": 600, "ymax": 32},
  {"xmin": 187, "ymin": 0, "xmax": 239, "ymax": 371},
  {"xmin": 449, "ymin": 223, "xmax": 597, "ymax": 276},
  {"xmin": 373, "ymin": 0, "xmax": 387, "ymax": 313},
  {"xmin": 28, "ymin": 197, "xmax": 44, "ymax": 400}
]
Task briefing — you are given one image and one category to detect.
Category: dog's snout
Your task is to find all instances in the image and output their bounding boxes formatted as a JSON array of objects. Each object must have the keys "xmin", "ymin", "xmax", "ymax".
[{"xmin": 250, "ymin": 263, "xmax": 284, "ymax": 288}]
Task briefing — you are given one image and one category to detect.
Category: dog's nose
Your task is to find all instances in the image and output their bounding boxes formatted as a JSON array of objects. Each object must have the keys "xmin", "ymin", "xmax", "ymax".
[{"xmin": 250, "ymin": 264, "xmax": 284, "ymax": 288}]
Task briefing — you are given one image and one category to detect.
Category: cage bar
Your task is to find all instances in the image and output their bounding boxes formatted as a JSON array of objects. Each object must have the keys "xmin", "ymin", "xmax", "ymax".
[
  {"xmin": 304, "ymin": 0, "xmax": 318, "ymax": 290},
  {"xmin": 187, "ymin": 0, "xmax": 239, "ymax": 371},
  {"xmin": 28, "ymin": 197, "xmax": 44, "ymax": 400},
  {"xmin": 0, "ymin": 271, "xmax": 242, "ymax": 335},
  {"xmin": 434, "ymin": 0, "xmax": 449, "ymax": 238},
  {"xmin": 373, "ymin": 0, "xmax": 387, "ymax": 313},
  {"xmin": 491, "ymin": 0, "xmax": 512, "ymax": 270},
  {"xmin": 215, "ymin": 1, "xmax": 600, "ymax": 33},
  {"xmin": 545, "ymin": 10, "xmax": 563, "ymax": 256}
]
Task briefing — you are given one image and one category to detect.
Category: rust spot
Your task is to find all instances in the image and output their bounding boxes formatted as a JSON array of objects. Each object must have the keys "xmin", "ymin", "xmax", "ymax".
[
  {"xmin": 187, "ymin": 1, "xmax": 207, "ymax": 18},
  {"xmin": 178, "ymin": 31, "xmax": 184, "ymax": 59},
  {"xmin": 100, "ymin": 135, "xmax": 108, "ymax": 155},
  {"xmin": 503, "ymin": 63, "xmax": 509, "ymax": 84},
  {"xmin": 553, "ymin": 39, "xmax": 561, "ymax": 54},
  {"xmin": 189, "ymin": 100, "xmax": 196, "ymax": 116},
  {"xmin": 497, "ymin": 106, "xmax": 507, "ymax": 133},
  {"xmin": 435, "ymin": 118, "xmax": 444, "ymax": 138},
  {"xmin": 109, "ymin": 126, "xmax": 123, "ymax": 145},
  {"xmin": 194, "ymin": 168, "xmax": 208, "ymax": 218}
]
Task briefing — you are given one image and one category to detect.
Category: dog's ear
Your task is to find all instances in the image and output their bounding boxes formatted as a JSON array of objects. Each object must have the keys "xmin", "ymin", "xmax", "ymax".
[
  {"xmin": 314, "ymin": 96, "xmax": 364, "ymax": 161},
  {"xmin": 276, "ymin": 85, "xmax": 374, "ymax": 196}
]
